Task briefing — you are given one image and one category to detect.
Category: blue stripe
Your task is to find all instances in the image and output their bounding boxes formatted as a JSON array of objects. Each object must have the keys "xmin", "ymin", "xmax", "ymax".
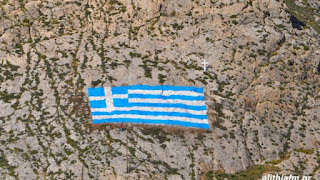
[
  {"xmin": 113, "ymin": 98, "xmax": 128, "ymax": 105},
  {"xmin": 128, "ymin": 94, "xmax": 204, "ymax": 100},
  {"xmin": 92, "ymin": 118, "xmax": 209, "ymax": 129},
  {"xmin": 112, "ymin": 86, "xmax": 128, "ymax": 94},
  {"xmin": 91, "ymin": 111, "xmax": 208, "ymax": 119},
  {"xmin": 113, "ymin": 99, "xmax": 206, "ymax": 111},
  {"xmin": 89, "ymin": 100, "xmax": 106, "ymax": 108},
  {"xmin": 88, "ymin": 87, "xmax": 105, "ymax": 96},
  {"xmin": 129, "ymin": 85, "xmax": 203, "ymax": 93}
]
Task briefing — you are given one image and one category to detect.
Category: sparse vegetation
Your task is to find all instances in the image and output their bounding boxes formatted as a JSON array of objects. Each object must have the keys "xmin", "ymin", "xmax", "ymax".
[
  {"xmin": 285, "ymin": 0, "xmax": 320, "ymax": 33},
  {"xmin": 206, "ymin": 165, "xmax": 280, "ymax": 180}
]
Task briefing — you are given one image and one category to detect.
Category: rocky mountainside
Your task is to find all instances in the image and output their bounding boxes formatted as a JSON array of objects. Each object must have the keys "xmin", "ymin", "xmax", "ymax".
[{"xmin": 0, "ymin": 0, "xmax": 319, "ymax": 179}]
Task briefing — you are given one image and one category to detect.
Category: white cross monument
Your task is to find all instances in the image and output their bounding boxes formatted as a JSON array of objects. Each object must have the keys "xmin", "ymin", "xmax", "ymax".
[{"xmin": 201, "ymin": 59, "xmax": 209, "ymax": 71}]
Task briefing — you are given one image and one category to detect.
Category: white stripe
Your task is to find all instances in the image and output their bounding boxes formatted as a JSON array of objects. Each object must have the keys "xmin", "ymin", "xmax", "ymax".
[
  {"xmin": 89, "ymin": 96, "xmax": 105, "ymax": 101},
  {"xmin": 104, "ymin": 87, "xmax": 115, "ymax": 112},
  {"xmin": 128, "ymin": 90, "xmax": 204, "ymax": 97},
  {"xmin": 90, "ymin": 107, "xmax": 207, "ymax": 115},
  {"xmin": 129, "ymin": 98, "xmax": 205, "ymax": 106},
  {"xmin": 92, "ymin": 114, "xmax": 208, "ymax": 124},
  {"xmin": 113, "ymin": 94, "xmax": 128, "ymax": 99}
]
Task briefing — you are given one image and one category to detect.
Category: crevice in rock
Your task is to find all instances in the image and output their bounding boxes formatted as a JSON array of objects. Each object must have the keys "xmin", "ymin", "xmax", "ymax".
[{"xmin": 290, "ymin": 15, "xmax": 306, "ymax": 30}]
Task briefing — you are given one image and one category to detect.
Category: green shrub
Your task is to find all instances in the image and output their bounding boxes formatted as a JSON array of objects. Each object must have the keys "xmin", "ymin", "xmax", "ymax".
[
  {"xmin": 158, "ymin": 74, "xmax": 167, "ymax": 84},
  {"xmin": 128, "ymin": 147, "xmax": 135, "ymax": 156},
  {"xmin": 170, "ymin": 10, "xmax": 176, "ymax": 17},
  {"xmin": 23, "ymin": 18, "xmax": 29, "ymax": 24}
]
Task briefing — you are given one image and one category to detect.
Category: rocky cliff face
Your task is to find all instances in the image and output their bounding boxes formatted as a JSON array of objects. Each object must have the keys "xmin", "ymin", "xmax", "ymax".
[{"xmin": 0, "ymin": 0, "xmax": 319, "ymax": 179}]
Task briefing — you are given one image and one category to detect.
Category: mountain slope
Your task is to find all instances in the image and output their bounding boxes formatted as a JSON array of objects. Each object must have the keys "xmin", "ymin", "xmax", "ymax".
[{"xmin": 0, "ymin": 0, "xmax": 319, "ymax": 179}]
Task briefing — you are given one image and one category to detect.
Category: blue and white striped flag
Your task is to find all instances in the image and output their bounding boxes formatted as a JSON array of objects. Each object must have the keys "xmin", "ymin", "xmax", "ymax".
[{"xmin": 88, "ymin": 85, "xmax": 209, "ymax": 129}]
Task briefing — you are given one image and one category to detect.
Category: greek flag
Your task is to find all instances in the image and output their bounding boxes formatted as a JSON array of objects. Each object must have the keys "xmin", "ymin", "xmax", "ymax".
[{"xmin": 88, "ymin": 85, "xmax": 209, "ymax": 129}]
